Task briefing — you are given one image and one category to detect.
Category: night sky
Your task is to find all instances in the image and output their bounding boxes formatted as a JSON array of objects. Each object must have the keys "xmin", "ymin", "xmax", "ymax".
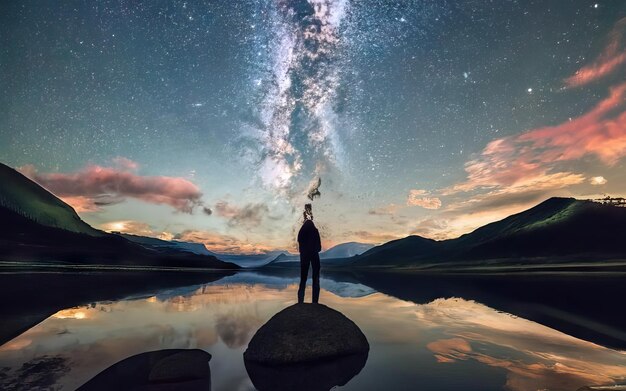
[{"xmin": 2, "ymin": 1, "xmax": 625, "ymax": 253}]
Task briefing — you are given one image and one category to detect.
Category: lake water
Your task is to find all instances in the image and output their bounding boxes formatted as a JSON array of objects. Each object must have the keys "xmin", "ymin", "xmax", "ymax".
[{"xmin": 1, "ymin": 271, "xmax": 625, "ymax": 390}]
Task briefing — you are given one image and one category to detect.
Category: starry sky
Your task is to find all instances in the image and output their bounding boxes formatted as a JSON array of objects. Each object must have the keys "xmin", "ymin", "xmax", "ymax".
[{"xmin": 1, "ymin": 1, "xmax": 626, "ymax": 253}]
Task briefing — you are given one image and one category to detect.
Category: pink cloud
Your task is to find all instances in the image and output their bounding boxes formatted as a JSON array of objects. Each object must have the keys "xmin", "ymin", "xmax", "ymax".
[
  {"xmin": 19, "ymin": 162, "xmax": 203, "ymax": 213},
  {"xmin": 564, "ymin": 17, "xmax": 626, "ymax": 87},
  {"xmin": 446, "ymin": 81, "xmax": 626, "ymax": 195},
  {"xmin": 518, "ymin": 82, "xmax": 626, "ymax": 165},
  {"xmin": 112, "ymin": 156, "xmax": 140, "ymax": 171},
  {"xmin": 58, "ymin": 196, "xmax": 104, "ymax": 213}
]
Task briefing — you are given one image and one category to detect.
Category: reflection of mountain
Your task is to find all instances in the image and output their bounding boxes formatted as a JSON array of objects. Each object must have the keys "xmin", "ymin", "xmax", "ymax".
[
  {"xmin": 0, "ymin": 163, "xmax": 237, "ymax": 270},
  {"xmin": 350, "ymin": 270, "xmax": 626, "ymax": 350},
  {"xmin": 354, "ymin": 198, "xmax": 626, "ymax": 268},
  {"xmin": 218, "ymin": 242, "xmax": 373, "ymax": 268},
  {"xmin": 150, "ymin": 272, "xmax": 376, "ymax": 299}
]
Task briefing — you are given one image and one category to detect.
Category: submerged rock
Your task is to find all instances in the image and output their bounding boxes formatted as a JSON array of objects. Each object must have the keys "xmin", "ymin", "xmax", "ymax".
[
  {"xmin": 148, "ymin": 350, "xmax": 212, "ymax": 383},
  {"xmin": 244, "ymin": 303, "xmax": 369, "ymax": 391},
  {"xmin": 78, "ymin": 349, "xmax": 211, "ymax": 391}
]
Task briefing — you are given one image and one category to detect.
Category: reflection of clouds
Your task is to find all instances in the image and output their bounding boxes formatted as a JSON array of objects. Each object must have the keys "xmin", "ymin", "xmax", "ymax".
[
  {"xmin": 0, "ymin": 284, "xmax": 291, "ymax": 390},
  {"xmin": 426, "ymin": 338, "xmax": 471, "ymax": 363},
  {"xmin": 0, "ymin": 355, "xmax": 70, "ymax": 391},
  {"xmin": 427, "ymin": 337, "xmax": 622, "ymax": 391},
  {"xmin": 0, "ymin": 337, "xmax": 32, "ymax": 351},
  {"xmin": 421, "ymin": 298, "xmax": 626, "ymax": 391},
  {"xmin": 53, "ymin": 308, "xmax": 89, "ymax": 319},
  {"xmin": 216, "ymin": 315, "xmax": 262, "ymax": 349}
]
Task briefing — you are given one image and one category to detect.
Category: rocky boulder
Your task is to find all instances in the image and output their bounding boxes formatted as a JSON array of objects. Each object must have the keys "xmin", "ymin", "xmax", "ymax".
[
  {"xmin": 244, "ymin": 303, "xmax": 369, "ymax": 364},
  {"xmin": 243, "ymin": 303, "xmax": 369, "ymax": 391}
]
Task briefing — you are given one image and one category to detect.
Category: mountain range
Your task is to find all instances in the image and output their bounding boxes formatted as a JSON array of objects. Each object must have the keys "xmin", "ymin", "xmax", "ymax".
[
  {"xmin": 350, "ymin": 197, "xmax": 626, "ymax": 268},
  {"xmin": 0, "ymin": 163, "xmax": 237, "ymax": 270},
  {"xmin": 2, "ymin": 161, "xmax": 625, "ymax": 271},
  {"xmin": 120, "ymin": 234, "xmax": 374, "ymax": 268}
]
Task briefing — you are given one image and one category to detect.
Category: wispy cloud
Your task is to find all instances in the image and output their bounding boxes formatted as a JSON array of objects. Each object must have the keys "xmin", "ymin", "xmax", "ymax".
[
  {"xmin": 19, "ymin": 159, "xmax": 204, "ymax": 213},
  {"xmin": 590, "ymin": 176, "xmax": 608, "ymax": 185},
  {"xmin": 564, "ymin": 17, "xmax": 626, "ymax": 88},
  {"xmin": 368, "ymin": 203, "xmax": 400, "ymax": 216},
  {"xmin": 214, "ymin": 201, "xmax": 269, "ymax": 227}
]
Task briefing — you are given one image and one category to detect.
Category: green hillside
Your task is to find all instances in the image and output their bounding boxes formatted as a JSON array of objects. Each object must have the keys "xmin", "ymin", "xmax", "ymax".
[
  {"xmin": 355, "ymin": 197, "xmax": 626, "ymax": 267},
  {"xmin": 0, "ymin": 163, "xmax": 102, "ymax": 236}
]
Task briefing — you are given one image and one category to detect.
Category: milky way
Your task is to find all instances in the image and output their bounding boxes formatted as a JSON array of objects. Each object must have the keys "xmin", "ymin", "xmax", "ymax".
[
  {"xmin": 242, "ymin": 0, "xmax": 349, "ymax": 199},
  {"xmin": 1, "ymin": 1, "xmax": 625, "ymax": 250}
]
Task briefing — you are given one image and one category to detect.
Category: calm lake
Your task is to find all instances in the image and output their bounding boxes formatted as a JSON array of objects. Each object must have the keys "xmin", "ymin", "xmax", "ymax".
[{"xmin": 1, "ymin": 270, "xmax": 625, "ymax": 390}]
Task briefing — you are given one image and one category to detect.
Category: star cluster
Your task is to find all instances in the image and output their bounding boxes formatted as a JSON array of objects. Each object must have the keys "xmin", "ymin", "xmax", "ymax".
[{"xmin": 1, "ymin": 1, "xmax": 625, "ymax": 251}]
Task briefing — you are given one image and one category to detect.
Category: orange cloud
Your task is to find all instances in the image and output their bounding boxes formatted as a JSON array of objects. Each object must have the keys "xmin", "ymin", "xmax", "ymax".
[
  {"xmin": 564, "ymin": 17, "xmax": 626, "ymax": 88},
  {"xmin": 19, "ymin": 161, "xmax": 204, "ymax": 213},
  {"xmin": 99, "ymin": 220, "xmax": 174, "ymax": 240},
  {"xmin": 426, "ymin": 338, "xmax": 472, "ymax": 363},
  {"xmin": 175, "ymin": 230, "xmax": 274, "ymax": 254},
  {"xmin": 407, "ymin": 190, "xmax": 442, "ymax": 209}
]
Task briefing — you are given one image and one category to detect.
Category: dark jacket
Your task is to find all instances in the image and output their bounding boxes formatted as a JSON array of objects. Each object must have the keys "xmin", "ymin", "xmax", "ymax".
[{"xmin": 297, "ymin": 220, "xmax": 321, "ymax": 254}]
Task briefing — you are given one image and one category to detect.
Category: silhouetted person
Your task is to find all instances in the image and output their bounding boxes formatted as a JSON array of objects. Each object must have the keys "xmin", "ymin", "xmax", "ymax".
[{"xmin": 297, "ymin": 204, "xmax": 321, "ymax": 304}]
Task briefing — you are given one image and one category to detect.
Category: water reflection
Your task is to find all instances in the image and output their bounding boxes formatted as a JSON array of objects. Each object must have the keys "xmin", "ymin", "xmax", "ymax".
[
  {"xmin": 0, "ymin": 274, "xmax": 625, "ymax": 391},
  {"xmin": 245, "ymin": 353, "xmax": 368, "ymax": 391}
]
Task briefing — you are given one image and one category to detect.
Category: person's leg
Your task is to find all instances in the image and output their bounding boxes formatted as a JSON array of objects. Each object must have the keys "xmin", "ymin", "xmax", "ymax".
[
  {"xmin": 312, "ymin": 253, "xmax": 320, "ymax": 304},
  {"xmin": 297, "ymin": 255, "xmax": 310, "ymax": 304}
]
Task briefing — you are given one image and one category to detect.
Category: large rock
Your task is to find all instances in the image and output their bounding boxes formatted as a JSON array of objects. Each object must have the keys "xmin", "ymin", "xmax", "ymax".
[
  {"xmin": 78, "ymin": 349, "xmax": 211, "ymax": 391},
  {"xmin": 243, "ymin": 303, "xmax": 369, "ymax": 391},
  {"xmin": 244, "ymin": 303, "xmax": 369, "ymax": 364}
]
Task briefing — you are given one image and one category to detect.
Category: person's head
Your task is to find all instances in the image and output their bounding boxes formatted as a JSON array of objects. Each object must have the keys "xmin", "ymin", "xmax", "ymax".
[{"xmin": 303, "ymin": 203, "xmax": 313, "ymax": 221}]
